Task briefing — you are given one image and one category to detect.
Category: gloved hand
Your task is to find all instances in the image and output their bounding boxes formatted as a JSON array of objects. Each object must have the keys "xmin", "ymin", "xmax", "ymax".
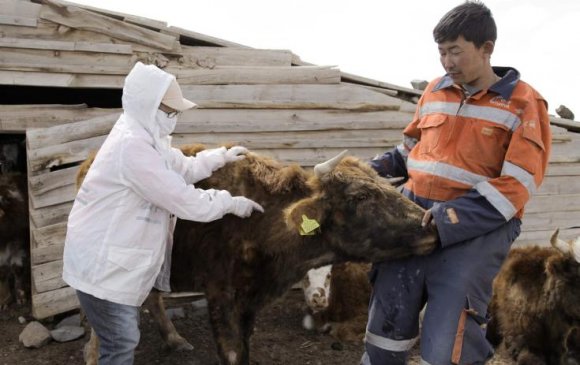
[
  {"xmin": 229, "ymin": 196, "xmax": 264, "ymax": 218},
  {"xmin": 224, "ymin": 146, "xmax": 249, "ymax": 163}
]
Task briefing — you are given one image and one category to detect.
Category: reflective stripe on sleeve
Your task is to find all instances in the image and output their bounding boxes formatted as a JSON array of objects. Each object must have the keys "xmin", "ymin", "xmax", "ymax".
[
  {"xmin": 420, "ymin": 102, "xmax": 521, "ymax": 131},
  {"xmin": 474, "ymin": 181, "xmax": 517, "ymax": 220},
  {"xmin": 365, "ymin": 330, "xmax": 419, "ymax": 352},
  {"xmin": 502, "ymin": 161, "xmax": 537, "ymax": 196},
  {"xmin": 407, "ymin": 158, "xmax": 489, "ymax": 186}
]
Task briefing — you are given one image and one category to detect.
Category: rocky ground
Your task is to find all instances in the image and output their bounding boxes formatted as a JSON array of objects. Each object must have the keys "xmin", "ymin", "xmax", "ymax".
[{"xmin": 0, "ymin": 289, "xmax": 515, "ymax": 364}]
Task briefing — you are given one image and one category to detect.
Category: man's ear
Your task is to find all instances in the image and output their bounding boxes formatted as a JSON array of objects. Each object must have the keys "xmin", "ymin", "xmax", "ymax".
[
  {"xmin": 482, "ymin": 40, "xmax": 495, "ymax": 57},
  {"xmin": 284, "ymin": 196, "xmax": 324, "ymax": 233}
]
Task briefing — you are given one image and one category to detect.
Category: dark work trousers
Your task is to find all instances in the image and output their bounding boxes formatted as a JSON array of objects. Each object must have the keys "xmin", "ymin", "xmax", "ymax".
[{"xmin": 361, "ymin": 218, "xmax": 521, "ymax": 365}]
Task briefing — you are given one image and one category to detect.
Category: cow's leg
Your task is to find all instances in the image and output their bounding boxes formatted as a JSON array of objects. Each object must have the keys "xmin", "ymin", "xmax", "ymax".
[
  {"xmin": 144, "ymin": 290, "xmax": 193, "ymax": 351},
  {"xmin": 83, "ymin": 328, "xmax": 99, "ymax": 365},
  {"xmin": 206, "ymin": 293, "xmax": 247, "ymax": 365}
]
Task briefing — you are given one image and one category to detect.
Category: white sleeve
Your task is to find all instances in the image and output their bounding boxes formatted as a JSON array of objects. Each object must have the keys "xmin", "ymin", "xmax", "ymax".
[
  {"xmin": 167, "ymin": 147, "xmax": 227, "ymax": 184},
  {"xmin": 120, "ymin": 140, "xmax": 234, "ymax": 222}
]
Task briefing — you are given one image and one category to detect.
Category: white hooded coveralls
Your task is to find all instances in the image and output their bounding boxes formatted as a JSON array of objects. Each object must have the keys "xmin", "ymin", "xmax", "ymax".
[{"xmin": 63, "ymin": 63, "xmax": 236, "ymax": 306}]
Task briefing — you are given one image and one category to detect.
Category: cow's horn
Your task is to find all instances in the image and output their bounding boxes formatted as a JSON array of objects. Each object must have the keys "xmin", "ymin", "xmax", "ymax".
[
  {"xmin": 550, "ymin": 228, "xmax": 570, "ymax": 254},
  {"xmin": 572, "ymin": 236, "xmax": 580, "ymax": 263},
  {"xmin": 314, "ymin": 150, "xmax": 348, "ymax": 178}
]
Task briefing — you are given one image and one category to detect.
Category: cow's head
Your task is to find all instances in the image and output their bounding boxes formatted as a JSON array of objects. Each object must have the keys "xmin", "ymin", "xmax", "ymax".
[
  {"xmin": 285, "ymin": 151, "xmax": 438, "ymax": 262},
  {"xmin": 547, "ymin": 229, "xmax": 580, "ymax": 319},
  {"xmin": 302, "ymin": 265, "xmax": 332, "ymax": 312}
]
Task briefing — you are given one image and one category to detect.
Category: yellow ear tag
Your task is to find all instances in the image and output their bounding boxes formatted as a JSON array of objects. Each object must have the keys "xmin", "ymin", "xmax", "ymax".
[{"xmin": 299, "ymin": 214, "xmax": 320, "ymax": 236}]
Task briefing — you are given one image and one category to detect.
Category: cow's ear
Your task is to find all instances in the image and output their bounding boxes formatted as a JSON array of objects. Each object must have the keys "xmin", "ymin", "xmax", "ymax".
[{"xmin": 284, "ymin": 196, "xmax": 324, "ymax": 234}]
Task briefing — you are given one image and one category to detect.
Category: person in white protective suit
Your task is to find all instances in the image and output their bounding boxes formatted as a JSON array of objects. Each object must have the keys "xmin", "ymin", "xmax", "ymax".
[{"xmin": 62, "ymin": 62, "xmax": 263, "ymax": 365}]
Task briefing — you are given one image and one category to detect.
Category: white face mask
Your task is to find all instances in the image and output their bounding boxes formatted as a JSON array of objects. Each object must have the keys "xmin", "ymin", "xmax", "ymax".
[{"xmin": 155, "ymin": 109, "xmax": 178, "ymax": 138}]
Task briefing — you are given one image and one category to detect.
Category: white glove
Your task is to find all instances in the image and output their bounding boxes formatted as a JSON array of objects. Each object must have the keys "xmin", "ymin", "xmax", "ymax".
[
  {"xmin": 229, "ymin": 196, "xmax": 264, "ymax": 218},
  {"xmin": 224, "ymin": 146, "xmax": 249, "ymax": 163}
]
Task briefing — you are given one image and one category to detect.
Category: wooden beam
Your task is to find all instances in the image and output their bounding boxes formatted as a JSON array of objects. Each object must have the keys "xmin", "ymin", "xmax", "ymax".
[
  {"xmin": 181, "ymin": 84, "xmax": 402, "ymax": 111},
  {"xmin": 29, "ymin": 165, "xmax": 78, "ymax": 195},
  {"xmin": 29, "ymin": 202, "xmax": 72, "ymax": 229},
  {"xmin": 173, "ymin": 66, "xmax": 340, "ymax": 85},
  {"xmin": 173, "ymin": 109, "xmax": 413, "ymax": 133},
  {"xmin": 30, "ymin": 182, "xmax": 75, "ymax": 209},
  {"xmin": 32, "ymin": 259, "xmax": 66, "ymax": 293},
  {"xmin": 27, "ymin": 112, "xmax": 118, "ymax": 150},
  {"xmin": 0, "ymin": 36, "xmax": 133, "ymax": 54},
  {"xmin": 171, "ymin": 129, "xmax": 405, "ymax": 150},
  {"xmin": 0, "ymin": 104, "xmax": 117, "ymax": 132},
  {"xmin": 32, "ymin": 286, "xmax": 78, "ymax": 319},
  {"xmin": 28, "ymin": 134, "xmax": 107, "ymax": 172},
  {"xmin": 178, "ymin": 46, "xmax": 293, "ymax": 67},
  {"xmin": 32, "ymin": 221, "xmax": 67, "ymax": 248},
  {"xmin": 0, "ymin": 0, "xmax": 41, "ymax": 27},
  {"xmin": 0, "ymin": 70, "xmax": 125, "ymax": 88},
  {"xmin": 39, "ymin": 0, "xmax": 180, "ymax": 52}
]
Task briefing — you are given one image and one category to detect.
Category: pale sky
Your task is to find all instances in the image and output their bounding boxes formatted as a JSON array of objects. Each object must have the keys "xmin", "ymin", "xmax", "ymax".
[{"xmin": 72, "ymin": 0, "xmax": 580, "ymax": 118}]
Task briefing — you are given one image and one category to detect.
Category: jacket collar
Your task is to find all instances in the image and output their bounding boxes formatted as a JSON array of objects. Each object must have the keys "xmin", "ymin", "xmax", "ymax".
[{"xmin": 432, "ymin": 66, "xmax": 520, "ymax": 100}]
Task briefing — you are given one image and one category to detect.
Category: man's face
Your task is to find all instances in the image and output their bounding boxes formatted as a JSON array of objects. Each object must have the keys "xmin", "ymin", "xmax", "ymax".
[{"xmin": 438, "ymin": 36, "xmax": 490, "ymax": 87}]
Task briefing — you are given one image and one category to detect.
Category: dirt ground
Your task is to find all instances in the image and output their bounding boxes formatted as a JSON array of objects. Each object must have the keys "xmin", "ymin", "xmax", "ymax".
[{"xmin": 0, "ymin": 289, "xmax": 515, "ymax": 365}]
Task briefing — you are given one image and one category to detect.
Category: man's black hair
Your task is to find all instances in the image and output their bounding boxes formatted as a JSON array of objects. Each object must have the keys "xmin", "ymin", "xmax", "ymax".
[{"xmin": 433, "ymin": 1, "xmax": 497, "ymax": 48}]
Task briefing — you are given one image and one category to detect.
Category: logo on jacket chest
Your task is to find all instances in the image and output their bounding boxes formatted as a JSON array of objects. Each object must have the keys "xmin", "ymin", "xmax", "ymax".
[{"xmin": 489, "ymin": 95, "xmax": 511, "ymax": 108}]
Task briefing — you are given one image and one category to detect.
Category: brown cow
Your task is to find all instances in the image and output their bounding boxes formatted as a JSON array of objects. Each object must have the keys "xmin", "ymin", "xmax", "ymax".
[
  {"xmin": 302, "ymin": 262, "xmax": 371, "ymax": 343},
  {"xmin": 0, "ymin": 172, "xmax": 29, "ymax": 310},
  {"xmin": 80, "ymin": 146, "xmax": 438, "ymax": 365},
  {"xmin": 487, "ymin": 229, "xmax": 580, "ymax": 365}
]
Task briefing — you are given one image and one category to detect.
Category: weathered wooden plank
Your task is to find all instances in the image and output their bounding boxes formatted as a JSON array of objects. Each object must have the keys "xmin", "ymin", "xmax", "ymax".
[
  {"xmin": 30, "ymin": 182, "xmax": 75, "ymax": 209},
  {"xmin": 174, "ymin": 109, "xmax": 412, "ymax": 133},
  {"xmin": 521, "ymin": 210, "xmax": 580, "ymax": 232},
  {"xmin": 526, "ymin": 194, "xmax": 580, "ymax": 214},
  {"xmin": 550, "ymin": 116, "xmax": 580, "ymax": 132},
  {"xmin": 32, "ymin": 260, "xmax": 65, "ymax": 293},
  {"xmin": 178, "ymin": 46, "xmax": 292, "ymax": 67},
  {"xmin": 171, "ymin": 129, "xmax": 405, "ymax": 150},
  {"xmin": 28, "ymin": 134, "xmax": 107, "ymax": 172},
  {"xmin": 1, "ymin": 105, "xmax": 116, "ymax": 132},
  {"xmin": 27, "ymin": 112, "xmax": 118, "ymax": 150},
  {"xmin": 32, "ymin": 286, "xmax": 78, "ymax": 319},
  {"xmin": 32, "ymin": 221, "xmax": 67, "ymax": 248},
  {"xmin": 0, "ymin": 47, "xmax": 135, "ymax": 74},
  {"xmin": 29, "ymin": 202, "xmax": 72, "ymax": 229},
  {"xmin": 168, "ymin": 25, "xmax": 249, "ymax": 48},
  {"xmin": 536, "ymin": 175, "xmax": 580, "ymax": 195},
  {"xmin": 546, "ymin": 162, "xmax": 580, "ymax": 176},
  {"xmin": 173, "ymin": 66, "xmax": 340, "ymax": 85},
  {"xmin": 0, "ymin": 14, "xmax": 36, "ymax": 27},
  {"xmin": 0, "ymin": 20, "xmax": 161, "ymax": 53},
  {"xmin": 0, "ymin": 70, "xmax": 125, "ymax": 88},
  {"xmin": 181, "ymin": 84, "xmax": 402, "ymax": 111},
  {"xmin": 29, "ymin": 165, "xmax": 78, "ymax": 195},
  {"xmin": 31, "ymin": 244, "xmax": 64, "ymax": 266},
  {"xmin": 0, "ymin": 37, "xmax": 133, "ymax": 54},
  {"xmin": 0, "ymin": 0, "xmax": 41, "ymax": 27},
  {"xmin": 39, "ymin": 0, "xmax": 180, "ymax": 52}
]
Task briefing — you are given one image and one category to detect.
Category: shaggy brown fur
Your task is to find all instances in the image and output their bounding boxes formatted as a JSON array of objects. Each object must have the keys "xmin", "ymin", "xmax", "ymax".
[
  {"xmin": 79, "ymin": 145, "xmax": 438, "ymax": 365},
  {"xmin": 307, "ymin": 262, "xmax": 371, "ymax": 343},
  {"xmin": 487, "ymin": 232, "xmax": 580, "ymax": 365}
]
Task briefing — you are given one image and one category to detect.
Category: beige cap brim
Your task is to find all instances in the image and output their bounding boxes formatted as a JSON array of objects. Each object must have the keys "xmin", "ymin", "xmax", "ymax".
[{"xmin": 161, "ymin": 79, "xmax": 197, "ymax": 111}]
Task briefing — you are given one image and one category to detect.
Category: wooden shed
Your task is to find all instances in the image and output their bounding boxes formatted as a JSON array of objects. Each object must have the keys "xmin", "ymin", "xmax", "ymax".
[{"xmin": 1, "ymin": 0, "xmax": 579, "ymax": 319}]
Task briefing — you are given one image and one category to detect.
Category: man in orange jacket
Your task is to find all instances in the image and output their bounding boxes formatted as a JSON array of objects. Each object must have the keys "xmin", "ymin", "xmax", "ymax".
[{"xmin": 363, "ymin": 2, "xmax": 552, "ymax": 364}]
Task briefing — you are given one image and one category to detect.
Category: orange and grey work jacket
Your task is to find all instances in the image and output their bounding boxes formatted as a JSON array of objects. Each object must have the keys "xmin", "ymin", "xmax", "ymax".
[{"xmin": 371, "ymin": 67, "xmax": 551, "ymax": 247}]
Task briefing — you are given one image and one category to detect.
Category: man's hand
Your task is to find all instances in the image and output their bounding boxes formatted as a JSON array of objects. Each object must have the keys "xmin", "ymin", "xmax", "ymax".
[{"xmin": 224, "ymin": 146, "xmax": 248, "ymax": 163}]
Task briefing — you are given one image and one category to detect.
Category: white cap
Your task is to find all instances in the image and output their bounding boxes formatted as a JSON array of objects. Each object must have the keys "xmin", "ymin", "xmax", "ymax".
[{"xmin": 161, "ymin": 78, "xmax": 197, "ymax": 111}]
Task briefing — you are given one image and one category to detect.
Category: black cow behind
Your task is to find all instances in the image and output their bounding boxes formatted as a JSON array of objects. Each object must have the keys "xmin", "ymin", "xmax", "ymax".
[{"xmin": 0, "ymin": 172, "xmax": 30, "ymax": 310}]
